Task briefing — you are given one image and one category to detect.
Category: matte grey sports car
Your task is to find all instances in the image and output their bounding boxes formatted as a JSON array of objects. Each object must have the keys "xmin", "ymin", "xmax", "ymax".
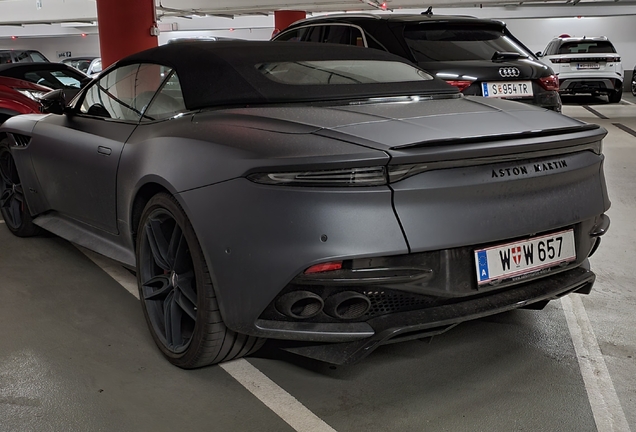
[{"xmin": 0, "ymin": 41, "xmax": 610, "ymax": 368}]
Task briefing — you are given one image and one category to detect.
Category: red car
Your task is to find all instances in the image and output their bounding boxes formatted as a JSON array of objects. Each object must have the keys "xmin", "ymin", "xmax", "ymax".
[{"xmin": 0, "ymin": 76, "xmax": 50, "ymax": 124}]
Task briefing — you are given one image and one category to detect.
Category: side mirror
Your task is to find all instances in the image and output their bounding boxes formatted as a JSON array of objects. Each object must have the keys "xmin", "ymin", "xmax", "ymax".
[
  {"xmin": 535, "ymin": 51, "xmax": 543, "ymax": 57},
  {"xmin": 39, "ymin": 89, "xmax": 67, "ymax": 115},
  {"xmin": 80, "ymin": 76, "xmax": 92, "ymax": 88}
]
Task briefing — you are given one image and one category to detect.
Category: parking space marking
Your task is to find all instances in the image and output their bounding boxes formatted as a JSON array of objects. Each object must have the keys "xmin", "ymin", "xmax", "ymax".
[
  {"xmin": 562, "ymin": 295, "xmax": 631, "ymax": 432},
  {"xmin": 612, "ymin": 123, "xmax": 636, "ymax": 139},
  {"xmin": 77, "ymin": 244, "xmax": 336, "ymax": 432},
  {"xmin": 221, "ymin": 359, "xmax": 337, "ymax": 432},
  {"xmin": 582, "ymin": 105, "xmax": 610, "ymax": 119},
  {"xmin": 622, "ymin": 99, "xmax": 635, "ymax": 106}
]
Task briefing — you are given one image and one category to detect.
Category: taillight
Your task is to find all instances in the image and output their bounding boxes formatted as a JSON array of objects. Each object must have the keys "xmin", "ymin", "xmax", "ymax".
[
  {"xmin": 538, "ymin": 75, "xmax": 560, "ymax": 91},
  {"xmin": 607, "ymin": 56, "xmax": 620, "ymax": 62},
  {"xmin": 445, "ymin": 80, "xmax": 473, "ymax": 92},
  {"xmin": 549, "ymin": 58, "xmax": 570, "ymax": 64},
  {"xmin": 304, "ymin": 261, "xmax": 343, "ymax": 274},
  {"xmin": 248, "ymin": 166, "xmax": 388, "ymax": 187}
]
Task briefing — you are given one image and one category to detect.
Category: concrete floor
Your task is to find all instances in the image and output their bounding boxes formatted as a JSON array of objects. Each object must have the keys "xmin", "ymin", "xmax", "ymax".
[{"xmin": 1, "ymin": 96, "xmax": 635, "ymax": 431}]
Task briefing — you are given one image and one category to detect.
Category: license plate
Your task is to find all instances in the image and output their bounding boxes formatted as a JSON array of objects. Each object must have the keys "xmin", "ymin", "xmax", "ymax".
[
  {"xmin": 474, "ymin": 229, "xmax": 576, "ymax": 285},
  {"xmin": 481, "ymin": 81, "xmax": 533, "ymax": 98},
  {"xmin": 577, "ymin": 63, "xmax": 600, "ymax": 70}
]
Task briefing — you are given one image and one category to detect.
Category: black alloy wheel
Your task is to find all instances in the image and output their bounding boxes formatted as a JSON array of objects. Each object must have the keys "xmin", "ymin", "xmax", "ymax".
[
  {"xmin": 136, "ymin": 193, "xmax": 264, "ymax": 368},
  {"xmin": 631, "ymin": 74, "xmax": 636, "ymax": 96},
  {"xmin": 0, "ymin": 139, "xmax": 40, "ymax": 237}
]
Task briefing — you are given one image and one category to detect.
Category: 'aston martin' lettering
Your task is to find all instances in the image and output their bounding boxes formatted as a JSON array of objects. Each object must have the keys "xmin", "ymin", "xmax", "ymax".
[
  {"xmin": 492, "ymin": 166, "xmax": 528, "ymax": 178},
  {"xmin": 492, "ymin": 159, "xmax": 568, "ymax": 178},
  {"xmin": 534, "ymin": 160, "xmax": 567, "ymax": 172}
]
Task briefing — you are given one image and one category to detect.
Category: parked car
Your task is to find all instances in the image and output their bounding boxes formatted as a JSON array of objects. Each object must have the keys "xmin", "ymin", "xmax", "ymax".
[
  {"xmin": 538, "ymin": 36, "xmax": 623, "ymax": 103},
  {"xmin": 0, "ymin": 62, "xmax": 89, "ymax": 103},
  {"xmin": 62, "ymin": 56, "xmax": 102, "ymax": 77},
  {"xmin": 272, "ymin": 13, "xmax": 562, "ymax": 111},
  {"xmin": 0, "ymin": 76, "xmax": 50, "ymax": 124},
  {"xmin": 0, "ymin": 49, "xmax": 49, "ymax": 64},
  {"xmin": 0, "ymin": 41, "xmax": 609, "ymax": 368}
]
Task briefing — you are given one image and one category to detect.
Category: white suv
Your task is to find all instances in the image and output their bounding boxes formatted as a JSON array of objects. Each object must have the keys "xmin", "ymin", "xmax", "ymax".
[{"xmin": 539, "ymin": 36, "xmax": 623, "ymax": 103}]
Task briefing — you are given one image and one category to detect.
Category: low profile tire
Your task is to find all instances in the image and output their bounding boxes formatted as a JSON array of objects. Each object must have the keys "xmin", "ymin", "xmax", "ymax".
[
  {"xmin": 136, "ymin": 193, "xmax": 265, "ymax": 368},
  {"xmin": 608, "ymin": 87, "xmax": 622, "ymax": 103},
  {"xmin": 0, "ymin": 139, "xmax": 41, "ymax": 237}
]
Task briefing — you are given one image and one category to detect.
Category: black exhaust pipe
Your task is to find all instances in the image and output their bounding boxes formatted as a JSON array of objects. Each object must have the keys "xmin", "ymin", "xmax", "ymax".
[
  {"xmin": 324, "ymin": 291, "xmax": 371, "ymax": 320},
  {"xmin": 276, "ymin": 291, "xmax": 324, "ymax": 319}
]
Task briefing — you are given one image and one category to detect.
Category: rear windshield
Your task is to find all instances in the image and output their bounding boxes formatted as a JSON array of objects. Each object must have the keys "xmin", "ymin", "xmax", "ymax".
[
  {"xmin": 557, "ymin": 41, "xmax": 616, "ymax": 54},
  {"xmin": 256, "ymin": 60, "xmax": 432, "ymax": 85},
  {"xmin": 403, "ymin": 25, "xmax": 531, "ymax": 62}
]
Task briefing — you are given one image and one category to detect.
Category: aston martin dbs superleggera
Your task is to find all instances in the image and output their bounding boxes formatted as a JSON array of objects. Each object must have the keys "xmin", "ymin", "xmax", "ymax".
[{"xmin": 0, "ymin": 41, "xmax": 610, "ymax": 368}]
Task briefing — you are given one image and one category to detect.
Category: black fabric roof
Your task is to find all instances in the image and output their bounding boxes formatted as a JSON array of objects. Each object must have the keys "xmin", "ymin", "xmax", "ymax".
[{"xmin": 117, "ymin": 41, "xmax": 457, "ymax": 110}]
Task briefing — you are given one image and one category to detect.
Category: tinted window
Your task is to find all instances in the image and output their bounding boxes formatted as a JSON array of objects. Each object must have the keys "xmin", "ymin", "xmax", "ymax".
[
  {"xmin": 23, "ymin": 70, "xmax": 83, "ymax": 90},
  {"xmin": 323, "ymin": 25, "xmax": 365, "ymax": 46},
  {"xmin": 79, "ymin": 63, "xmax": 170, "ymax": 121},
  {"xmin": 304, "ymin": 26, "xmax": 323, "ymax": 43},
  {"xmin": 0, "ymin": 52, "xmax": 12, "ymax": 64},
  {"xmin": 274, "ymin": 28, "xmax": 310, "ymax": 42},
  {"xmin": 403, "ymin": 25, "xmax": 531, "ymax": 62},
  {"xmin": 257, "ymin": 60, "xmax": 432, "ymax": 85},
  {"xmin": 557, "ymin": 41, "xmax": 616, "ymax": 54}
]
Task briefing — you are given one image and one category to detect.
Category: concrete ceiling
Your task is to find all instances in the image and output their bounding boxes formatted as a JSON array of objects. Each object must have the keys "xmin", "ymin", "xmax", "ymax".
[{"xmin": 0, "ymin": 0, "xmax": 635, "ymax": 27}]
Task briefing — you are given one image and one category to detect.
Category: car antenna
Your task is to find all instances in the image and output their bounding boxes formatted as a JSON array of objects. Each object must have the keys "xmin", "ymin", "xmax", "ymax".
[{"xmin": 422, "ymin": 6, "xmax": 433, "ymax": 15}]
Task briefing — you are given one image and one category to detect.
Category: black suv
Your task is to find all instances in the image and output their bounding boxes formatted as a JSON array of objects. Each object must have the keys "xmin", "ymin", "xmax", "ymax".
[{"xmin": 273, "ymin": 13, "xmax": 561, "ymax": 111}]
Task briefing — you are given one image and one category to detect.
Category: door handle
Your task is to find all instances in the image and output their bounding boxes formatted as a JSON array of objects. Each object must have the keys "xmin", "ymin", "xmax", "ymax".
[{"xmin": 97, "ymin": 146, "xmax": 112, "ymax": 156}]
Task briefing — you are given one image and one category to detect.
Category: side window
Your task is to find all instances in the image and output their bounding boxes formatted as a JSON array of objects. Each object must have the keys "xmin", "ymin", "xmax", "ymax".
[
  {"xmin": 79, "ymin": 63, "xmax": 168, "ymax": 121},
  {"xmin": 143, "ymin": 70, "xmax": 187, "ymax": 121},
  {"xmin": 275, "ymin": 28, "xmax": 305, "ymax": 42},
  {"xmin": 29, "ymin": 52, "xmax": 47, "ymax": 62},
  {"xmin": 544, "ymin": 42, "xmax": 556, "ymax": 56},
  {"xmin": 14, "ymin": 51, "xmax": 31, "ymax": 62},
  {"xmin": 305, "ymin": 26, "xmax": 324, "ymax": 43},
  {"xmin": 323, "ymin": 25, "xmax": 352, "ymax": 45},
  {"xmin": 0, "ymin": 52, "xmax": 12, "ymax": 64}
]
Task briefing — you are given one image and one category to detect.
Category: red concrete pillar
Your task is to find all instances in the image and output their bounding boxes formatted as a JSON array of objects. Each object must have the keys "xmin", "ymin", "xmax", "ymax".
[
  {"xmin": 272, "ymin": 10, "xmax": 306, "ymax": 37},
  {"xmin": 96, "ymin": 0, "xmax": 158, "ymax": 68}
]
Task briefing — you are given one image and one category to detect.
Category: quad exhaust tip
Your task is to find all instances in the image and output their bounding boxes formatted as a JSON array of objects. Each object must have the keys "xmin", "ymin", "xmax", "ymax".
[
  {"xmin": 276, "ymin": 291, "xmax": 324, "ymax": 319},
  {"xmin": 324, "ymin": 291, "xmax": 371, "ymax": 320},
  {"xmin": 276, "ymin": 290, "xmax": 372, "ymax": 320}
]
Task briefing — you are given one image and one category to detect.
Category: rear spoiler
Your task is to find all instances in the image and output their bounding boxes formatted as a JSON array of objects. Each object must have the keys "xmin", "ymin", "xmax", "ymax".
[{"xmin": 391, "ymin": 123, "xmax": 601, "ymax": 150}]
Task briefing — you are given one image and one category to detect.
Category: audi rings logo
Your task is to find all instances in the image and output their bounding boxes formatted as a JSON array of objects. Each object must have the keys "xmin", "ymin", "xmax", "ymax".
[{"xmin": 499, "ymin": 67, "xmax": 520, "ymax": 78}]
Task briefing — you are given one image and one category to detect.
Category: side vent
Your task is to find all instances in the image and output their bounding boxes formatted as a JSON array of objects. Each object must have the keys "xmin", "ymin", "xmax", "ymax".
[{"xmin": 10, "ymin": 133, "xmax": 31, "ymax": 148}]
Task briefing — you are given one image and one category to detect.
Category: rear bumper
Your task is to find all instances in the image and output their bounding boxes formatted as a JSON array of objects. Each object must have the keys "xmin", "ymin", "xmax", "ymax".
[
  {"xmin": 559, "ymin": 78, "xmax": 622, "ymax": 94},
  {"xmin": 280, "ymin": 264, "xmax": 596, "ymax": 365}
]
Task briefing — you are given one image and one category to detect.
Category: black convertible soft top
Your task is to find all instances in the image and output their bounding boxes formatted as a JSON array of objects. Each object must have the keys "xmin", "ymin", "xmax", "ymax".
[{"xmin": 118, "ymin": 41, "xmax": 457, "ymax": 110}]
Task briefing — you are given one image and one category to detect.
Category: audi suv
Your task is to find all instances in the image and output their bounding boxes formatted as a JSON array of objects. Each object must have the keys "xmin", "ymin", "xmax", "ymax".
[
  {"xmin": 539, "ymin": 36, "xmax": 623, "ymax": 103},
  {"xmin": 273, "ymin": 13, "xmax": 562, "ymax": 111}
]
